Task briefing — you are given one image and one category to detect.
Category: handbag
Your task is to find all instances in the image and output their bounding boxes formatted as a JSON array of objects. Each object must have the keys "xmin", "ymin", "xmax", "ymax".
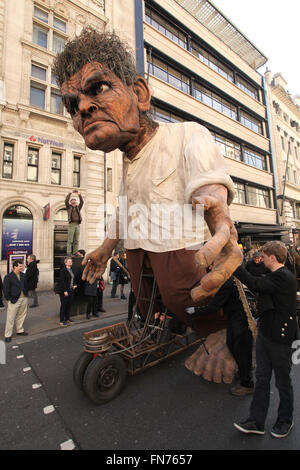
[{"xmin": 100, "ymin": 280, "xmax": 105, "ymax": 291}]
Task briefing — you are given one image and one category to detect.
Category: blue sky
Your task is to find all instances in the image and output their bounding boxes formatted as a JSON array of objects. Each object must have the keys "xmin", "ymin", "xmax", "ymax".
[{"xmin": 212, "ymin": 0, "xmax": 300, "ymax": 96}]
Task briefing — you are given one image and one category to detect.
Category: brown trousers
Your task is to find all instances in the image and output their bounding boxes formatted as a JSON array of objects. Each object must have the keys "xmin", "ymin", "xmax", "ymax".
[{"xmin": 126, "ymin": 248, "xmax": 226, "ymax": 337}]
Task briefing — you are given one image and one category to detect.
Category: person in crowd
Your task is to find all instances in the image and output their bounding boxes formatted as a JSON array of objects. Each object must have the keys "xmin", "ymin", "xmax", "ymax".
[
  {"xmin": 109, "ymin": 253, "xmax": 121, "ymax": 298},
  {"xmin": 84, "ymin": 279, "xmax": 99, "ymax": 319},
  {"xmin": 0, "ymin": 273, "xmax": 4, "ymax": 309},
  {"xmin": 97, "ymin": 276, "xmax": 106, "ymax": 313},
  {"xmin": 119, "ymin": 252, "xmax": 129, "ymax": 300},
  {"xmin": 3, "ymin": 260, "xmax": 28, "ymax": 342},
  {"xmin": 25, "ymin": 254, "xmax": 40, "ymax": 308},
  {"xmin": 65, "ymin": 190, "xmax": 84, "ymax": 255},
  {"xmin": 233, "ymin": 241, "xmax": 298, "ymax": 438},
  {"xmin": 186, "ymin": 276, "xmax": 254, "ymax": 396},
  {"xmin": 245, "ymin": 251, "xmax": 269, "ymax": 277},
  {"xmin": 58, "ymin": 256, "xmax": 77, "ymax": 327},
  {"xmin": 76, "ymin": 249, "xmax": 86, "ymax": 258}
]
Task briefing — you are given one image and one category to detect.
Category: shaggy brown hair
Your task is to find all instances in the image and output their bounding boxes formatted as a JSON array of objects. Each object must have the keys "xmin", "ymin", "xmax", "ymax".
[
  {"xmin": 52, "ymin": 28, "xmax": 138, "ymax": 87},
  {"xmin": 261, "ymin": 241, "xmax": 287, "ymax": 264}
]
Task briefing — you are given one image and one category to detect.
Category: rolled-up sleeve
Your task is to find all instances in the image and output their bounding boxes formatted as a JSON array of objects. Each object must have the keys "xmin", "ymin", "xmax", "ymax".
[{"xmin": 184, "ymin": 124, "xmax": 235, "ymax": 205}]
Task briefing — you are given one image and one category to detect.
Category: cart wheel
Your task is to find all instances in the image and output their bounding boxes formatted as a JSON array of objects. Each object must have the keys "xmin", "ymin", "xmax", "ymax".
[
  {"xmin": 83, "ymin": 355, "xmax": 127, "ymax": 405},
  {"xmin": 73, "ymin": 351, "xmax": 94, "ymax": 389}
]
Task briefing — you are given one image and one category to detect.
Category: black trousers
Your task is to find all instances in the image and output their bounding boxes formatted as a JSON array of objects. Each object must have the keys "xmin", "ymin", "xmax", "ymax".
[
  {"xmin": 226, "ymin": 315, "xmax": 253, "ymax": 387},
  {"xmin": 86, "ymin": 296, "xmax": 97, "ymax": 315},
  {"xmin": 59, "ymin": 290, "xmax": 73, "ymax": 322},
  {"xmin": 250, "ymin": 332, "xmax": 294, "ymax": 426}
]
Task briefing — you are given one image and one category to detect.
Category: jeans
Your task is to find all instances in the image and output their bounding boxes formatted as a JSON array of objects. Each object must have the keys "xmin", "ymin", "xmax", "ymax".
[
  {"xmin": 59, "ymin": 290, "xmax": 73, "ymax": 322},
  {"xmin": 250, "ymin": 332, "xmax": 294, "ymax": 426},
  {"xmin": 67, "ymin": 223, "xmax": 80, "ymax": 254}
]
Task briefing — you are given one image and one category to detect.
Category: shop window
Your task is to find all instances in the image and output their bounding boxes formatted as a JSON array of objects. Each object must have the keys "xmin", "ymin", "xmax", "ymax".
[{"xmin": 1, "ymin": 205, "xmax": 33, "ymax": 261}]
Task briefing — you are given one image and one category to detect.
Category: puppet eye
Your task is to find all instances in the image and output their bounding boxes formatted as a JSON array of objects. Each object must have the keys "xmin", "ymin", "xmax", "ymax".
[{"xmin": 90, "ymin": 81, "xmax": 111, "ymax": 96}]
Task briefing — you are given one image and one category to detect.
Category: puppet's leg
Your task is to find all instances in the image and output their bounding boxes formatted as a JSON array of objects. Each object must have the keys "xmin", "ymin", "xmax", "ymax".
[{"xmin": 185, "ymin": 329, "xmax": 236, "ymax": 384}]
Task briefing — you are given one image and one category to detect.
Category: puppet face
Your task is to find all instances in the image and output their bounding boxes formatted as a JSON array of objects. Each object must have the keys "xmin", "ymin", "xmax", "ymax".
[{"xmin": 61, "ymin": 62, "xmax": 143, "ymax": 152}]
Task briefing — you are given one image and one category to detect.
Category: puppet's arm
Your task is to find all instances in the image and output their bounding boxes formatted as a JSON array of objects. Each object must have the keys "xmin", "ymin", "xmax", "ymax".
[{"xmin": 191, "ymin": 183, "xmax": 243, "ymax": 301}]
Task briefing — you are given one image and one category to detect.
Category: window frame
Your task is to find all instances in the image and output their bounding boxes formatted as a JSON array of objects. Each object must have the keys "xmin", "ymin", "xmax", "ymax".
[
  {"xmin": 73, "ymin": 156, "xmax": 81, "ymax": 188},
  {"xmin": 51, "ymin": 151, "xmax": 62, "ymax": 185},
  {"xmin": 27, "ymin": 147, "xmax": 39, "ymax": 182},
  {"xmin": 2, "ymin": 142, "xmax": 14, "ymax": 179}
]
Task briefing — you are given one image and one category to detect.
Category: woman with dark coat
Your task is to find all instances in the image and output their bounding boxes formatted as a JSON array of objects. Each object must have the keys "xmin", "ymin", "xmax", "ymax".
[
  {"xmin": 58, "ymin": 256, "xmax": 77, "ymax": 326},
  {"xmin": 85, "ymin": 279, "xmax": 99, "ymax": 319},
  {"xmin": 25, "ymin": 254, "xmax": 40, "ymax": 308}
]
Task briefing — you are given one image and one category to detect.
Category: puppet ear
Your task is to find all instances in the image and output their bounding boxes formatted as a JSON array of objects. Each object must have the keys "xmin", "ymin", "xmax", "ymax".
[{"xmin": 133, "ymin": 77, "xmax": 151, "ymax": 113}]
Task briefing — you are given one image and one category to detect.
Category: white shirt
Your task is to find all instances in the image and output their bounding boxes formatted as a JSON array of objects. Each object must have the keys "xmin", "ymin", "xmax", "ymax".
[{"xmin": 116, "ymin": 121, "xmax": 234, "ymax": 252}]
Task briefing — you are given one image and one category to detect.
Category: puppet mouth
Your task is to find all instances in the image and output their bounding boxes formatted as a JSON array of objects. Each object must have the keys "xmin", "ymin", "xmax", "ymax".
[{"xmin": 83, "ymin": 119, "xmax": 114, "ymax": 133}]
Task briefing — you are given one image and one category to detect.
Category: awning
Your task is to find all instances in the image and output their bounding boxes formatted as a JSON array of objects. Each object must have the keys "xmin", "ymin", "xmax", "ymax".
[{"xmin": 236, "ymin": 223, "xmax": 291, "ymax": 236}]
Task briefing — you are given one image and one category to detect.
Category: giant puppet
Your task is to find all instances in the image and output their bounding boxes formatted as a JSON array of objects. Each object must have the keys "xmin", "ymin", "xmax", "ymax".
[{"xmin": 53, "ymin": 28, "xmax": 243, "ymax": 383}]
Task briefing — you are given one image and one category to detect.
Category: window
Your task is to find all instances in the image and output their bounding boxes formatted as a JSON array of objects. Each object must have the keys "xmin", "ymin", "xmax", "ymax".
[
  {"xmin": 281, "ymin": 136, "xmax": 285, "ymax": 151},
  {"xmin": 27, "ymin": 148, "xmax": 39, "ymax": 182},
  {"xmin": 34, "ymin": 6, "xmax": 48, "ymax": 23},
  {"xmin": 193, "ymin": 83, "xmax": 237, "ymax": 120},
  {"xmin": 2, "ymin": 143, "xmax": 14, "ymax": 178},
  {"xmin": 51, "ymin": 152, "xmax": 61, "ymax": 184},
  {"xmin": 73, "ymin": 156, "xmax": 80, "ymax": 187},
  {"xmin": 50, "ymin": 89, "xmax": 64, "ymax": 114},
  {"xmin": 247, "ymin": 186, "xmax": 270, "ymax": 208},
  {"xmin": 145, "ymin": 7, "xmax": 187, "ymax": 49},
  {"xmin": 52, "ymin": 33, "xmax": 65, "ymax": 53},
  {"xmin": 30, "ymin": 63, "xmax": 64, "ymax": 115},
  {"xmin": 236, "ymin": 76, "xmax": 259, "ymax": 100},
  {"xmin": 212, "ymin": 133, "xmax": 241, "ymax": 161},
  {"xmin": 233, "ymin": 182, "xmax": 246, "ymax": 204},
  {"xmin": 32, "ymin": 23, "xmax": 48, "ymax": 48},
  {"xmin": 243, "ymin": 148, "xmax": 267, "ymax": 171},
  {"xmin": 107, "ymin": 168, "xmax": 113, "ymax": 192},
  {"xmin": 190, "ymin": 41, "xmax": 234, "ymax": 83},
  {"xmin": 32, "ymin": 8, "xmax": 66, "ymax": 52},
  {"xmin": 240, "ymin": 111, "xmax": 263, "ymax": 134},
  {"xmin": 147, "ymin": 55, "xmax": 190, "ymax": 94},
  {"xmin": 150, "ymin": 105, "xmax": 184, "ymax": 123},
  {"xmin": 30, "ymin": 82, "xmax": 45, "ymax": 109}
]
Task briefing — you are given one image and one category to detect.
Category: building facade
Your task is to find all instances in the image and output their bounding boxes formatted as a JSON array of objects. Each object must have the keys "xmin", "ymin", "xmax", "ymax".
[
  {"xmin": 140, "ymin": 0, "xmax": 287, "ymax": 249},
  {"xmin": 264, "ymin": 71, "xmax": 300, "ymax": 245},
  {"xmin": 0, "ymin": 0, "xmax": 134, "ymax": 289}
]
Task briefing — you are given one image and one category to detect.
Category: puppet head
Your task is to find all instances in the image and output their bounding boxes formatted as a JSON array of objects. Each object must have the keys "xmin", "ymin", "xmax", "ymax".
[{"xmin": 53, "ymin": 28, "xmax": 157, "ymax": 155}]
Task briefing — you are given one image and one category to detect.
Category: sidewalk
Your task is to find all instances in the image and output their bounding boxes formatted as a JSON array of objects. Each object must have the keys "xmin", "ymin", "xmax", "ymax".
[{"xmin": 0, "ymin": 284, "xmax": 130, "ymax": 340}]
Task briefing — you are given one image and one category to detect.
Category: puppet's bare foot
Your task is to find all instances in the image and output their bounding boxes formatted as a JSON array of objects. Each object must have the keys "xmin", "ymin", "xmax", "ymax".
[{"xmin": 185, "ymin": 329, "xmax": 236, "ymax": 384}]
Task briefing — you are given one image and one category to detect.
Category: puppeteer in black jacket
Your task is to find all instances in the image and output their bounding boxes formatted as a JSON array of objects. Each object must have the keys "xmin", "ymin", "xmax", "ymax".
[{"xmin": 234, "ymin": 265, "xmax": 298, "ymax": 345}]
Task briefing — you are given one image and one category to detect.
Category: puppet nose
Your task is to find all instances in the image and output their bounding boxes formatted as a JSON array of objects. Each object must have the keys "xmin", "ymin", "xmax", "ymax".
[{"xmin": 78, "ymin": 94, "xmax": 97, "ymax": 114}]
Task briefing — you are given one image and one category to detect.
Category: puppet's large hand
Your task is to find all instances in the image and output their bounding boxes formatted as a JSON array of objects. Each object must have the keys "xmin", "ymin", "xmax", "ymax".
[
  {"xmin": 185, "ymin": 329, "xmax": 236, "ymax": 383},
  {"xmin": 191, "ymin": 184, "xmax": 243, "ymax": 302},
  {"xmin": 82, "ymin": 246, "xmax": 112, "ymax": 284}
]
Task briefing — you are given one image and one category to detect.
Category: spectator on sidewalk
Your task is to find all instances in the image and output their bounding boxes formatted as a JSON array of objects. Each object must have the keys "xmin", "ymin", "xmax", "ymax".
[
  {"xmin": 3, "ymin": 260, "xmax": 28, "ymax": 342},
  {"xmin": 85, "ymin": 279, "xmax": 99, "ymax": 319},
  {"xmin": 119, "ymin": 252, "xmax": 129, "ymax": 300},
  {"xmin": 110, "ymin": 253, "xmax": 121, "ymax": 298},
  {"xmin": 58, "ymin": 256, "xmax": 77, "ymax": 327},
  {"xmin": 25, "ymin": 254, "xmax": 40, "ymax": 308},
  {"xmin": 0, "ymin": 273, "xmax": 4, "ymax": 310},
  {"xmin": 97, "ymin": 277, "xmax": 106, "ymax": 313},
  {"xmin": 65, "ymin": 190, "xmax": 84, "ymax": 255}
]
